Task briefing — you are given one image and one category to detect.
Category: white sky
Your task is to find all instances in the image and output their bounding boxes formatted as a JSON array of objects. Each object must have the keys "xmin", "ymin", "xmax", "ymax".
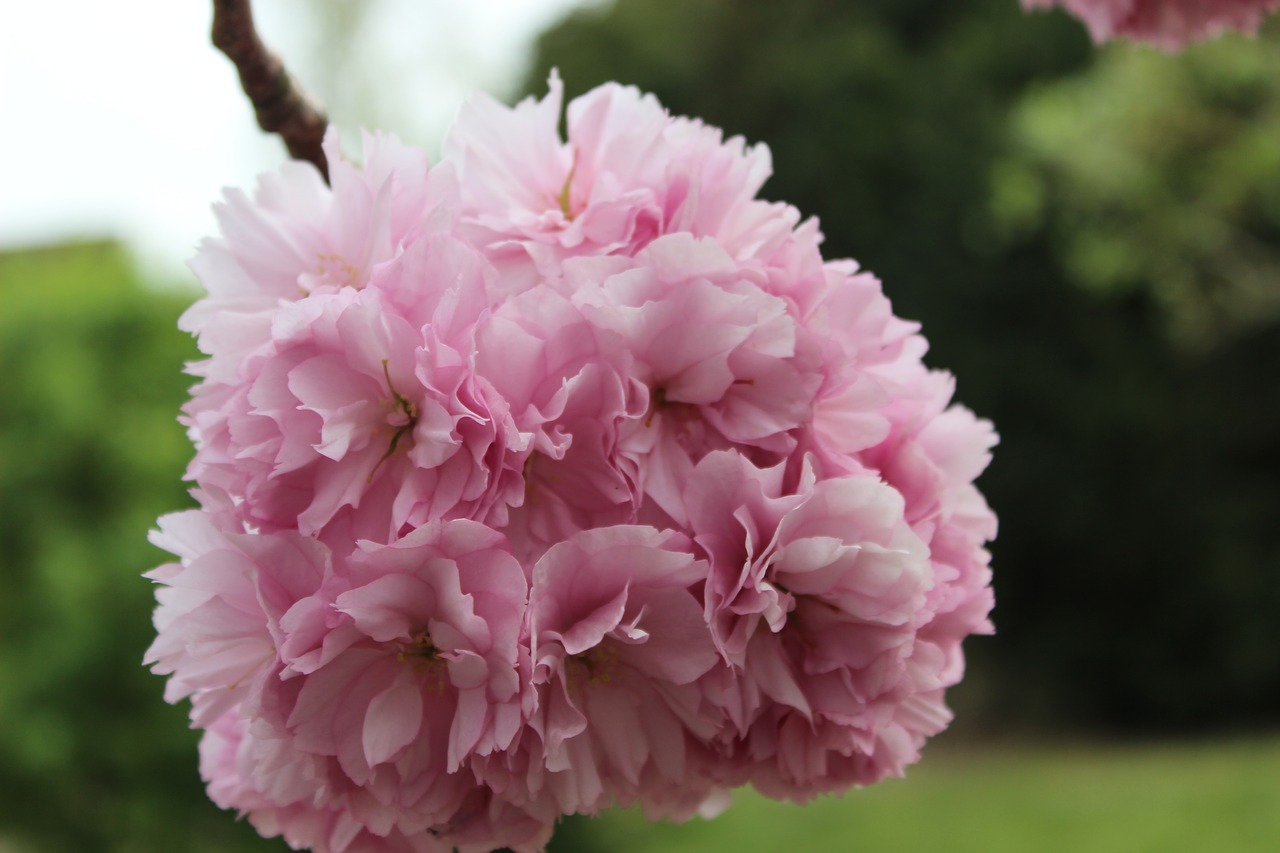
[{"xmin": 0, "ymin": 0, "xmax": 599, "ymax": 278}]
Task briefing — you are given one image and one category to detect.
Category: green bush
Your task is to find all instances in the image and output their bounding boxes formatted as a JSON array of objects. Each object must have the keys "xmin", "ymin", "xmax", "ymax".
[{"xmin": 0, "ymin": 241, "xmax": 282, "ymax": 851}]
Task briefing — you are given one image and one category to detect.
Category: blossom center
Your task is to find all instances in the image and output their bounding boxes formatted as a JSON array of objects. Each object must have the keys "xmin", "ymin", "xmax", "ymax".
[
  {"xmin": 644, "ymin": 385, "xmax": 708, "ymax": 455},
  {"xmin": 568, "ymin": 643, "xmax": 621, "ymax": 690},
  {"xmin": 370, "ymin": 359, "xmax": 417, "ymax": 480},
  {"xmin": 314, "ymin": 252, "xmax": 360, "ymax": 289},
  {"xmin": 522, "ymin": 452, "xmax": 542, "ymax": 504},
  {"xmin": 395, "ymin": 631, "xmax": 447, "ymax": 694},
  {"xmin": 556, "ymin": 149, "xmax": 579, "ymax": 221}
]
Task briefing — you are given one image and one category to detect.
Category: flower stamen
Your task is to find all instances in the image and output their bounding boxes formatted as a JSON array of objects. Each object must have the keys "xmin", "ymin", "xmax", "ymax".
[
  {"xmin": 557, "ymin": 148, "xmax": 580, "ymax": 220},
  {"xmin": 569, "ymin": 643, "xmax": 621, "ymax": 690},
  {"xmin": 645, "ymin": 386, "xmax": 667, "ymax": 428},
  {"xmin": 369, "ymin": 359, "xmax": 417, "ymax": 481},
  {"xmin": 396, "ymin": 631, "xmax": 447, "ymax": 695}
]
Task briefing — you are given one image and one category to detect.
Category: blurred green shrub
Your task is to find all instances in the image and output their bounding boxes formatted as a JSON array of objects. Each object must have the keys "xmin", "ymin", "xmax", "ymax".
[
  {"xmin": 992, "ymin": 33, "xmax": 1280, "ymax": 351},
  {"xmin": 0, "ymin": 241, "xmax": 281, "ymax": 852}
]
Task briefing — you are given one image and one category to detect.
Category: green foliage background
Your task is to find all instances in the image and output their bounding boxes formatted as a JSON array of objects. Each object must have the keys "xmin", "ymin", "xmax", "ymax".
[
  {"xmin": 0, "ymin": 243, "xmax": 282, "ymax": 852},
  {"xmin": 2, "ymin": 0, "xmax": 1279, "ymax": 850}
]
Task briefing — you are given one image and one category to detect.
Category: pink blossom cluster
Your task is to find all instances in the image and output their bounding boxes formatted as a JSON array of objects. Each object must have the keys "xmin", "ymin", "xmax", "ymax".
[
  {"xmin": 147, "ymin": 75, "xmax": 997, "ymax": 853},
  {"xmin": 1022, "ymin": 0, "xmax": 1280, "ymax": 50}
]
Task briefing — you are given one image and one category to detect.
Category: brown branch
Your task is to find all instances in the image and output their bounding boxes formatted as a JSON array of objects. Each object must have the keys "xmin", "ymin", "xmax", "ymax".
[{"xmin": 211, "ymin": 0, "xmax": 330, "ymax": 182}]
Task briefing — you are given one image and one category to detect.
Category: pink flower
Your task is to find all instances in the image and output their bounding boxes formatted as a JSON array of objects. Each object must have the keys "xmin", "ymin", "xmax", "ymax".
[
  {"xmin": 860, "ymin": 379, "xmax": 999, "ymax": 685},
  {"xmin": 187, "ymin": 254, "xmax": 527, "ymax": 548},
  {"xmin": 497, "ymin": 525, "xmax": 725, "ymax": 818},
  {"xmin": 1023, "ymin": 0, "xmax": 1280, "ymax": 50},
  {"xmin": 570, "ymin": 235, "xmax": 824, "ymax": 525},
  {"xmin": 148, "ymin": 516, "xmax": 550, "ymax": 852},
  {"xmin": 443, "ymin": 71, "xmax": 806, "ymax": 288},
  {"xmin": 150, "ymin": 75, "xmax": 998, "ymax": 851},
  {"xmin": 144, "ymin": 507, "xmax": 296, "ymax": 728},
  {"xmin": 684, "ymin": 450, "xmax": 942, "ymax": 797},
  {"xmin": 201, "ymin": 711, "xmax": 553, "ymax": 853},
  {"xmin": 184, "ymin": 129, "xmax": 447, "ymax": 383},
  {"xmin": 795, "ymin": 262, "xmax": 921, "ymax": 478},
  {"xmin": 468, "ymin": 281, "xmax": 646, "ymax": 562}
]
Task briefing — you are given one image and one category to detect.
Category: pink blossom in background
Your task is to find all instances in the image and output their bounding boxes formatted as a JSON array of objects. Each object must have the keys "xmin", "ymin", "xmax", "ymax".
[
  {"xmin": 1022, "ymin": 0, "xmax": 1280, "ymax": 50},
  {"xmin": 147, "ymin": 75, "xmax": 997, "ymax": 852}
]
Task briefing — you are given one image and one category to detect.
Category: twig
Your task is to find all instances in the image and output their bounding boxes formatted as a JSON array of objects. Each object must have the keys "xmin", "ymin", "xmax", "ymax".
[{"xmin": 211, "ymin": 0, "xmax": 330, "ymax": 181}]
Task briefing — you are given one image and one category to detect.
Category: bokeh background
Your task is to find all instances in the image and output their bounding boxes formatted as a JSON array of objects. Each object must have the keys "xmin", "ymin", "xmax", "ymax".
[{"xmin": 2, "ymin": 1, "xmax": 1278, "ymax": 851}]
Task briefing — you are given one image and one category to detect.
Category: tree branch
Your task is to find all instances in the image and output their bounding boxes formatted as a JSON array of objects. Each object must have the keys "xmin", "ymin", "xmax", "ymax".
[{"xmin": 211, "ymin": 0, "xmax": 330, "ymax": 182}]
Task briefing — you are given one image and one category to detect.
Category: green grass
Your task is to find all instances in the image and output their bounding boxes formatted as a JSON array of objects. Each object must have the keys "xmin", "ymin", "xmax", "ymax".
[{"xmin": 572, "ymin": 737, "xmax": 1280, "ymax": 852}]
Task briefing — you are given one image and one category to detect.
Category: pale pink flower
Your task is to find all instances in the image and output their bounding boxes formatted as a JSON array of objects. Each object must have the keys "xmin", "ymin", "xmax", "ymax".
[
  {"xmin": 500, "ymin": 525, "xmax": 725, "ymax": 818},
  {"xmin": 443, "ymin": 72, "xmax": 808, "ymax": 288},
  {"xmin": 471, "ymin": 282, "xmax": 646, "ymax": 562},
  {"xmin": 569, "ymin": 234, "xmax": 823, "ymax": 525},
  {"xmin": 184, "ymin": 129, "xmax": 448, "ymax": 383},
  {"xmin": 201, "ymin": 711, "xmax": 554, "ymax": 853},
  {"xmin": 143, "ymin": 506, "xmax": 324, "ymax": 728},
  {"xmin": 256, "ymin": 521, "xmax": 533, "ymax": 841},
  {"xmin": 859, "ymin": 379, "xmax": 999, "ymax": 683},
  {"xmin": 796, "ymin": 262, "xmax": 923, "ymax": 477},
  {"xmin": 187, "ymin": 270, "xmax": 526, "ymax": 548},
  {"xmin": 684, "ymin": 450, "xmax": 945, "ymax": 796},
  {"xmin": 149, "ymin": 516, "xmax": 549, "ymax": 852},
  {"xmin": 151, "ymin": 74, "xmax": 998, "ymax": 851},
  {"xmin": 1023, "ymin": 0, "xmax": 1280, "ymax": 49}
]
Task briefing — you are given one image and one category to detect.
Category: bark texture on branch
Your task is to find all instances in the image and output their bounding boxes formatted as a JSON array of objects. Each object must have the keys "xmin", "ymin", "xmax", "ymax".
[{"xmin": 212, "ymin": 0, "xmax": 330, "ymax": 181}]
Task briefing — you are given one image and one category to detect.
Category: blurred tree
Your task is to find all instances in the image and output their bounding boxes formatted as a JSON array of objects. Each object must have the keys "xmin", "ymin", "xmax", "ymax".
[
  {"xmin": 0, "ymin": 242, "xmax": 282, "ymax": 851},
  {"xmin": 524, "ymin": 0, "xmax": 1280, "ymax": 731},
  {"xmin": 991, "ymin": 32, "xmax": 1280, "ymax": 351},
  {"xmin": 982, "ymin": 28, "xmax": 1280, "ymax": 728}
]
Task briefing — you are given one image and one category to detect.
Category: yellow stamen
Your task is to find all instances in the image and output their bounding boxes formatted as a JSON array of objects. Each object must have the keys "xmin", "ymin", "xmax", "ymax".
[
  {"xmin": 369, "ymin": 359, "xmax": 417, "ymax": 482},
  {"xmin": 568, "ymin": 643, "xmax": 621, "ymax": 693},
  {"xmin": 396, "ymin": 631, "xmax": 447, "ymax": 695},
  {"xmin": 557, "ymin": 149, "xmax": 579, "ymax": 220}
]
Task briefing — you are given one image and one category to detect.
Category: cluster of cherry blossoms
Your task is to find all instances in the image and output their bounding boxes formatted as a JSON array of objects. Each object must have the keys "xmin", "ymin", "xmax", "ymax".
[
  {"xmin": 1023, "ymin": 0, "xmax": 1280, "ymax": 50},
  {"xmin": 146, "ymin": 75, "xmax": 997, "ymax": 853}
]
